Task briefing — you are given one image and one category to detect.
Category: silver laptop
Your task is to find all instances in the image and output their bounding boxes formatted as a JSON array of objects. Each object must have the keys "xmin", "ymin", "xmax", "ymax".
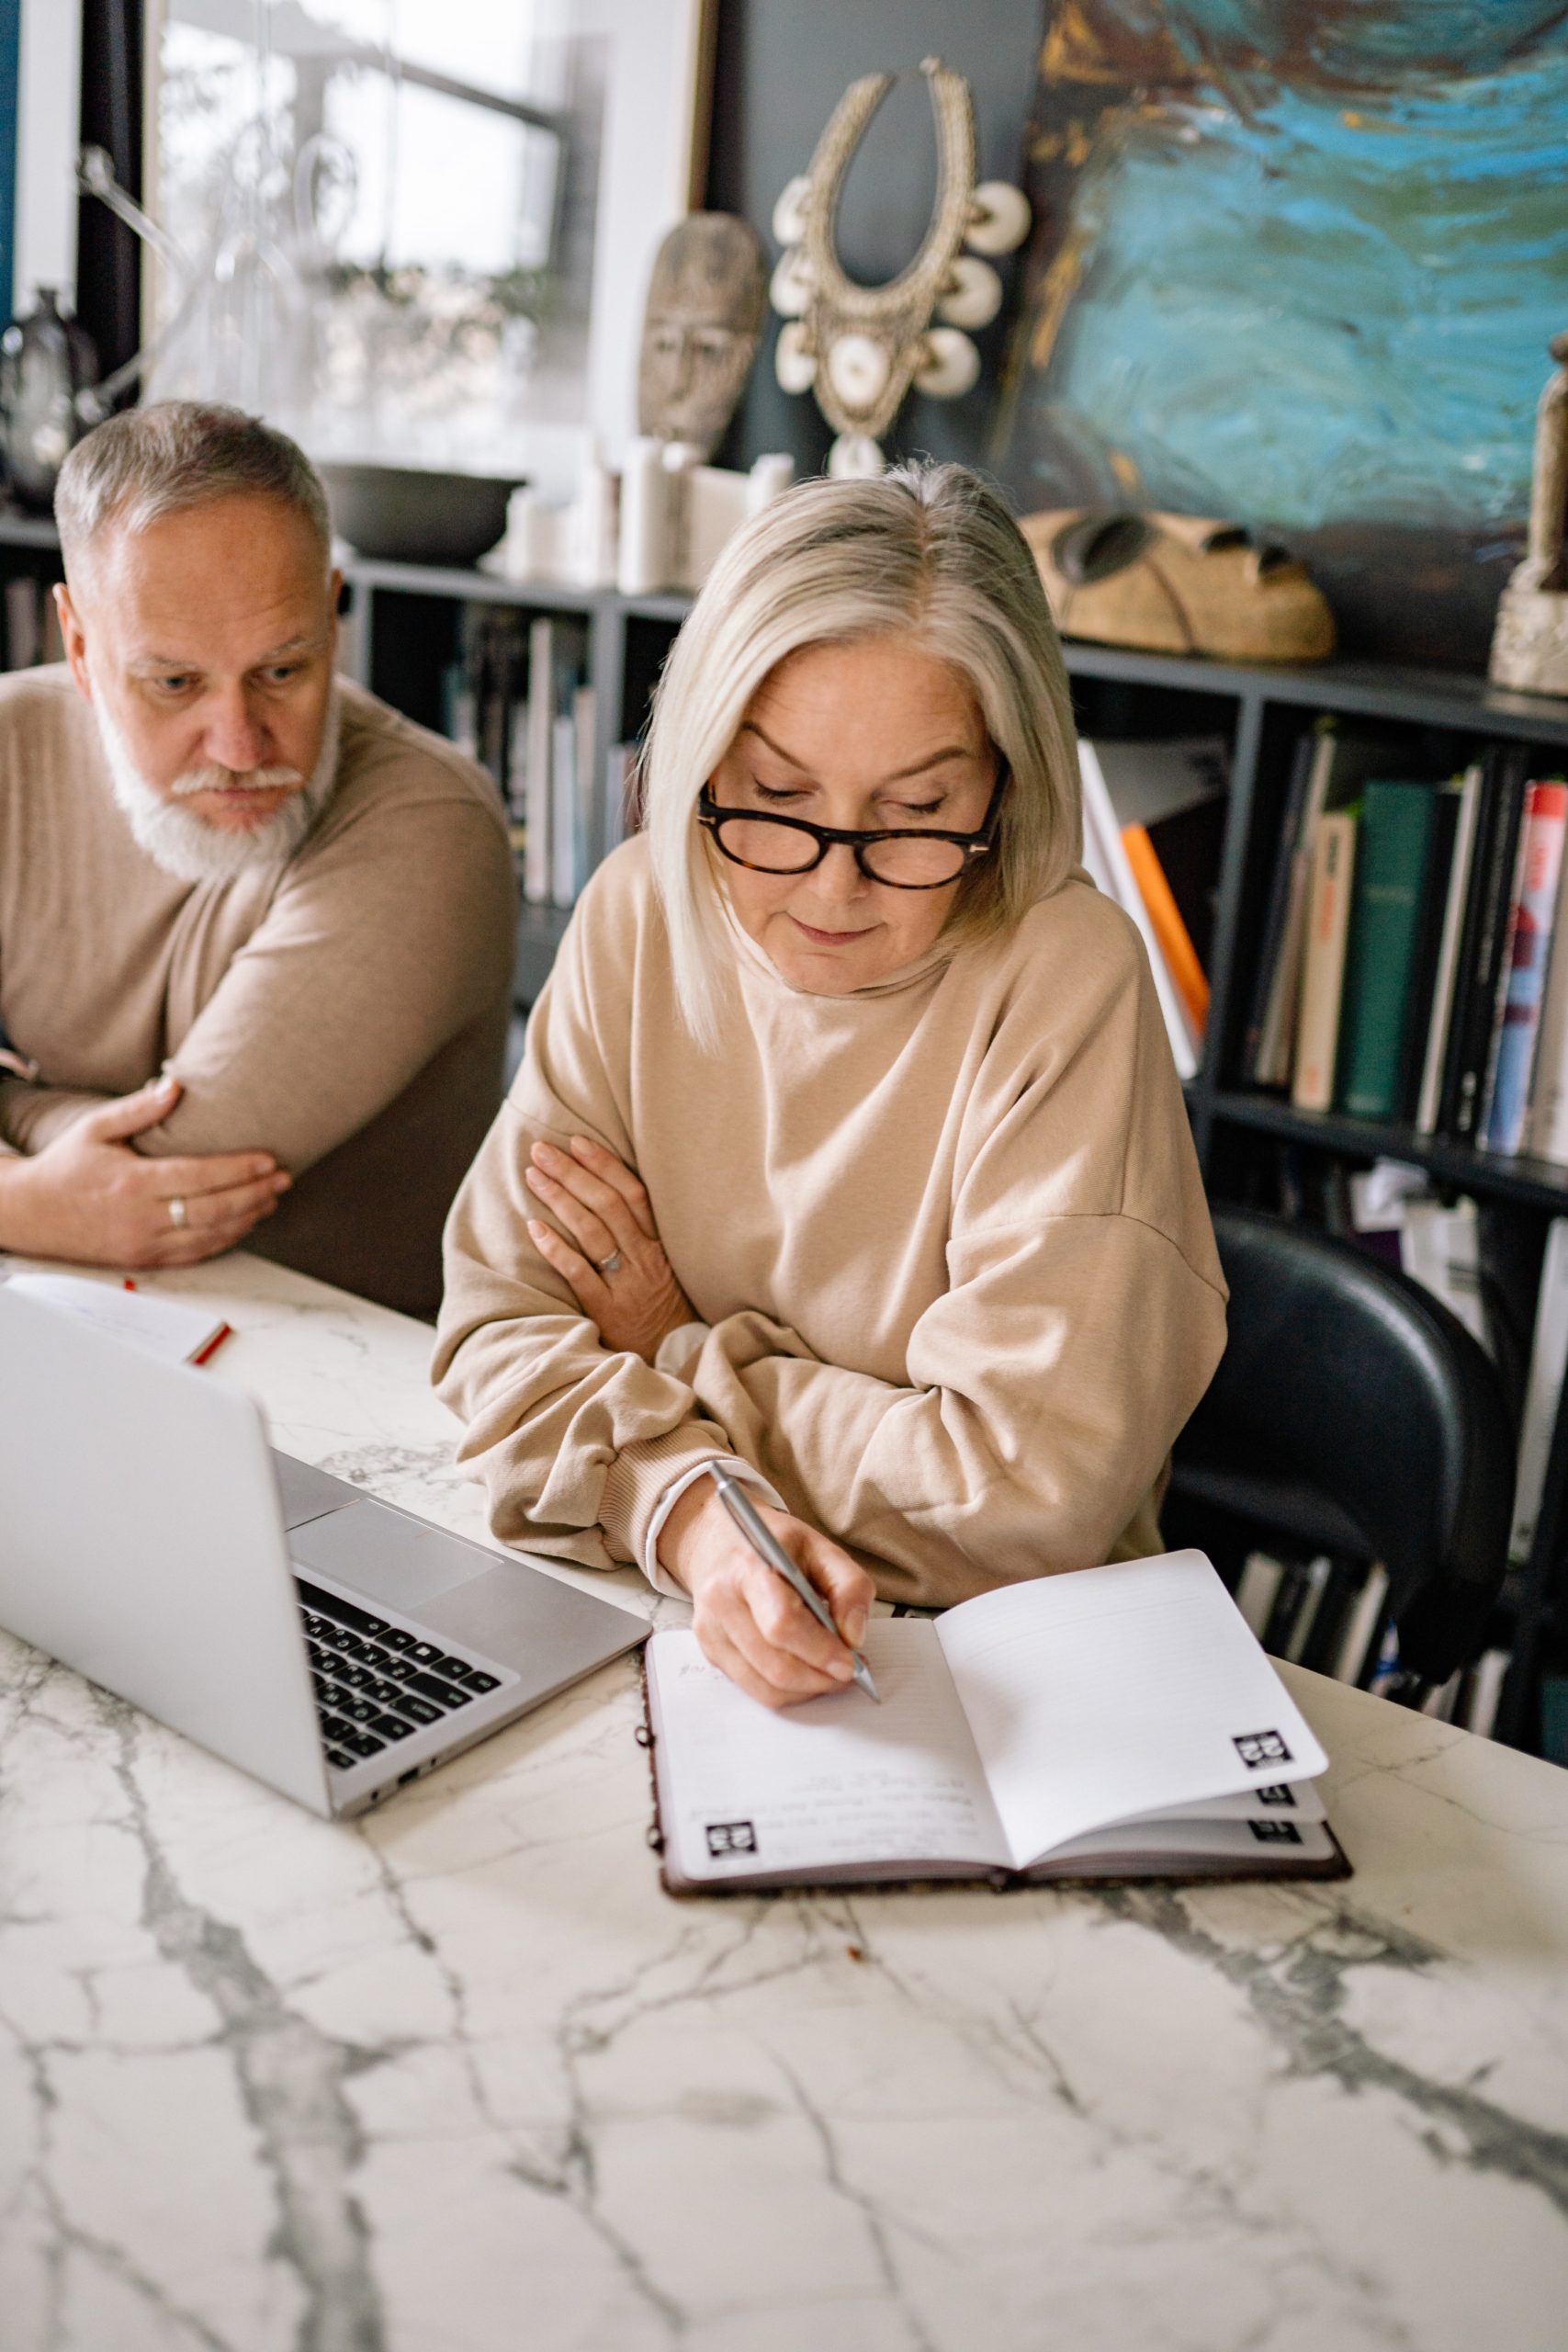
[{"xmin": 0, "ymin": 1285, "xmax": 648, "ymax": 1816}]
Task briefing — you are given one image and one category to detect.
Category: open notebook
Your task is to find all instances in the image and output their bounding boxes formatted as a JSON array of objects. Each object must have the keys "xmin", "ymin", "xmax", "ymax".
[{"xmin": 644, "ymin": 1551, "xmax": 1348, "ymax": 1893}]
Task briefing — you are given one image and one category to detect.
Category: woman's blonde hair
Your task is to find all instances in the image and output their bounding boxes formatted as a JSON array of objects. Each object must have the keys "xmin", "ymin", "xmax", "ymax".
[{"xmin": 643, "ymin": 458, "xmax": 1081, "ymax": 1047}]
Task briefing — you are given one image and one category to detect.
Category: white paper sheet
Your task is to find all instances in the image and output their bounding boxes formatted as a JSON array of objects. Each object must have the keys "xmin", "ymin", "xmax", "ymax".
[
  {"xmin": 935, "ymin": 1552, "xmax": 1327, "ymax": 1869},
  {"xmin": 649, "ymin": 1622, "xmax": 1010, "ymax": 1885},
  {"xmin": 1, "ymin": 1272, "xmax": 229, "ymax": 1366}
]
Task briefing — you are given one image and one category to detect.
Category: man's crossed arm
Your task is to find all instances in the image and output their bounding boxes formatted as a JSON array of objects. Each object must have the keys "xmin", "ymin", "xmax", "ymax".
[{"xmin": 0, "ymin": 1073, "xmax": 290, "ymax": 1266}]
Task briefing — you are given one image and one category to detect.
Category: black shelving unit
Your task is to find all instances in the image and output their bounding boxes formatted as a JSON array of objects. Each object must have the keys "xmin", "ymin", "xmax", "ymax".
[
  {"xmin": 334, "ymin": 559, "xmax": 694, "ymax": 1003},
  {"xmin": 1093, "ymin": 639, "xmax": 1568, "ymax": 1756}
]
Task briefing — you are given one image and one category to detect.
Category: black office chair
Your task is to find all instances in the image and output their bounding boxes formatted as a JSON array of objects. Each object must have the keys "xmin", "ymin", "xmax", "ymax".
[{"xmin": 1164, "ymin": 1206, "xmax": 1516, "ymax": 1687}]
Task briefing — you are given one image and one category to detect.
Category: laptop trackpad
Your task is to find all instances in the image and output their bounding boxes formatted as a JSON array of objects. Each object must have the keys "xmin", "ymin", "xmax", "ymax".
[{"xmin": 289, "ymin": 1501, "xmax": 486, "ymax": 1612}]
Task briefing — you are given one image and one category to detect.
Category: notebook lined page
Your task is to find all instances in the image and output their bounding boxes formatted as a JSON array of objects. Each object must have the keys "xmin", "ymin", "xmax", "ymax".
[
  {"xmin": 934, "ymin": 1553, "xmax": 1327, "ymax": 1871},
  {"xmin": 648, "ymin": 1621, "xmax": 1009, "ymax": 1884}
]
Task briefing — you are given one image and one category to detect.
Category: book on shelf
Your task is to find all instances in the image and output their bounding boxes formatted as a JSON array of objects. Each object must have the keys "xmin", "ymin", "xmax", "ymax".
[
  {"xmin": 1233, "ymin": 1550, "xmax": 1285, "ymax": 1640},
  {"xmin": 1415, "ymin": 763, "xmax": 1485, "ymax": 1135},
  {"xmin": 1077, "ymin": 740, "xmax": 1201, "ymax": 1080},
  {"xmin": 1247, "ymin": 721, "xmax": 1395, "ymax": 1090},
  {"xmin": 1512, "ymin": 1216, "xmax": 1568, "ymax": 1563},
  {"xmin": 1400, "ymin": 1193, "xmax": 1488, "ymax": 1349},
  {"xmin": 1331, "ymin": 1563, "xmax": 1390, "ymax": 1687},
  {"xmin": 550, "ymin": 709, "xmax": 576, "ymax": 908},
  {"xmin": 1245, "ymin": 727, "xmax": 1568, "ymax": 1164},
  {"xmin": 1441, "ymin": 745, "xmax": 1529, "ymax": 1141},
  {"xmin": 1335, "ymin": 777, "xmax": 1446, "ymax": 1123},
  {"xmin": 1298, "ymin": 1560, "xmax": 1371, "ymax": 1678},
  {"xmin": 1461, "ymin": 1647, "xmax": 1511, "ymax": 1739},
  {"xmin": 1245, "ymin": 728, "xmax": 1316, "ymax": 1084},
  {"xmin": 645, "ymin": 1552, "xmax": 1346, "ymax": 1893},
  {"xmin": 1081, "ymin": 734, "xmax": 1228, "ymax": 968},
  {"xmin": 524, "ymin": 616, "xmax": 556, "ymax": 905},
  {"xmin": 434, "ymin": 608, "xmax": 598, "ymax": 909},
  {"xmin": 1122, "ymin": 824, "xmax": 1210, "ymax": 1029},
  {"xmin": 1539, "ymin": 1675, "xmax": 1568, "ymax": 1767},
  {"xmin": 1280, "ymin": 1554, "xmax": 1335, "ymax": 1665},
  {"xmin": 1230, "ymin": 1551, "xmax": 1390, "ymax": 1690},
  {"xmin": 519, "ymin": 615, "xmax": 592, "ymax": 908},
  {"xmin": 1479, "ymin": 779, "xmax": 1568, "ymax": 1152},
  {"xmin": 1292, "ymin": 808, "xmax": 1357, "ymax": 1112},
  {"xmin": 1522, "ymin": 774, "xmax": 1568, "ymax": 1163}
]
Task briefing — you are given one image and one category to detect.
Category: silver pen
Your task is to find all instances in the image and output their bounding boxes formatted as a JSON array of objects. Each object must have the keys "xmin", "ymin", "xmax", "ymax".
[{"xmin": 705, "ymin": 1463, "xmax": 881, "ymax": 1702}]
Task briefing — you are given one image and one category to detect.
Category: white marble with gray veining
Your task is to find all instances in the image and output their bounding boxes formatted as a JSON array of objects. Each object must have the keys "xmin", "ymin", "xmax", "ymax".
[{"xmin": 2, "ymin": 1250, "xmax": 1566, "ymax": 2352}]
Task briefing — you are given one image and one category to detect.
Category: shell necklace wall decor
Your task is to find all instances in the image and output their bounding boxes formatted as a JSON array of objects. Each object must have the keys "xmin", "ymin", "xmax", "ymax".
[{"xmin": 769, "ymin": 56, "xmax": 1030, "ymax": 479}]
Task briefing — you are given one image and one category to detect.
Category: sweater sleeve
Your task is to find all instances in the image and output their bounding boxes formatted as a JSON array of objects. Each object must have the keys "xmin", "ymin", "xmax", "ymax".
[
  {"xmin": 663, "ymin": 923, "xmax": 1228, "ymax": 1608},
  {"xmin": 0, "ymin": 795, "xmax": 515, "ymax": 1173},
  {"xmin": 432, "ymin": 859, "xmax": 741, "ymax": 1572}
]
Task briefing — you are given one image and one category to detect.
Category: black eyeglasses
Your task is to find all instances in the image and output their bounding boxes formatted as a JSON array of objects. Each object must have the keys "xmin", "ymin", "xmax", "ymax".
[{"xmin": 697, "ymin": 771, "xmax": 1007, "ymax": 891}]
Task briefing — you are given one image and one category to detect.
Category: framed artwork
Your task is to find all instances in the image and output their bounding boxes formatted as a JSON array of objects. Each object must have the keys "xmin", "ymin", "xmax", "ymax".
[
  {"xmin": 995, "ymin": 3, "xmax": 1568, "ymax": 667},
  {"xmin": 141, "ymin": 0, "xmax": 712, "ymax": 487}
]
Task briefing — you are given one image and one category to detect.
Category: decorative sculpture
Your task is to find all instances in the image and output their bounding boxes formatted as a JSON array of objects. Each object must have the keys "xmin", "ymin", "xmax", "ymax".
[
  {"xmin": 637, "ymin": 213, "xmax": 767, "ymax": 459},
  {"xmin": 1490, "ymin": 333, "xmax": 1568, "ymax": 696},
  {"xmin": 1020, "ymin": 510, "xmax": 1336, "ymax": 664},
  {"xmin": 767, "ymin": 57, "xmax": 1030, "ymax": 478}
]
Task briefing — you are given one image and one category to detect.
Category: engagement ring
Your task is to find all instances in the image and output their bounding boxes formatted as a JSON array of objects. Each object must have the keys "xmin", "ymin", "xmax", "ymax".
[
  {"xmin": 597, "ymin": 1251, "xmax": 622, "ymax": 1275},
  {"xmin": 167, "ymin": 1196, "xmax": 187, "ymax": 1230}
]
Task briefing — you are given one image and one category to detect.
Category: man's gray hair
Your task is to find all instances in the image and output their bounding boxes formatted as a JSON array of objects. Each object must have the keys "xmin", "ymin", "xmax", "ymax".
[{"xmin": 55, "ymin": 401, "xmax": 332, "ymax": 573}]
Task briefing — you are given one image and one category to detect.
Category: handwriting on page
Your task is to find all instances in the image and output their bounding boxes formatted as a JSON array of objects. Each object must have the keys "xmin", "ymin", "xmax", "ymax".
[{"xmin": 654, "ymin": 1623, "xmax": 1010, "ymax": 1882}]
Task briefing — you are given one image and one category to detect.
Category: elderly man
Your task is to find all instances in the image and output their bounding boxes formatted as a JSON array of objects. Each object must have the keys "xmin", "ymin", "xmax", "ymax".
[{"xmin": 0, "ymin": 401, "xmax": 515, "ymax": 1317}]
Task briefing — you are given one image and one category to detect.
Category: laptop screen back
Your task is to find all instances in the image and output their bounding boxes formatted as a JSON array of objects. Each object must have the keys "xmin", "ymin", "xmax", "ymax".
[{"xmin": 0, "ymin": 1286, "xmax": 331, "ymax": 1813}]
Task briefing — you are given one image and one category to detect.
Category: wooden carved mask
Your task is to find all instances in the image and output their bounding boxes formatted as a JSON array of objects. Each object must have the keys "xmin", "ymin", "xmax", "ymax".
[{"xmin": 637, "ymin": 214, "xmax": 768, "ymax": 458}]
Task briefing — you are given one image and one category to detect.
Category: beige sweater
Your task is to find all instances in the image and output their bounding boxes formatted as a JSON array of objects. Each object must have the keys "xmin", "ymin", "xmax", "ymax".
[
  {"xmin": 0, "ymin": 669, "xmax": 516, "ymax": 1316},
  {"xmin": 434, "ymin": 836, "xmax": 1227, "ymax": 1608}
]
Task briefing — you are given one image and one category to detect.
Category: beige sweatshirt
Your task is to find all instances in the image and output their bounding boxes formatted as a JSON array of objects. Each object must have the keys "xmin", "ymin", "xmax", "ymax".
[
  {"xmin": 434, "ymin": 835, "xmax": 1227, "ymax": 1608},
  {"xmin": 0, "ymin": 668, "xmax": 516, "ymax": 1316}
]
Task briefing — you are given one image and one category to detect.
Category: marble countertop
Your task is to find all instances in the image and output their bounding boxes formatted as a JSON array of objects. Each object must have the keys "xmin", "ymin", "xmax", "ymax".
[{"xmin": 3, "ymin": 1251, "xmax": 1567, "ymax": 2352}]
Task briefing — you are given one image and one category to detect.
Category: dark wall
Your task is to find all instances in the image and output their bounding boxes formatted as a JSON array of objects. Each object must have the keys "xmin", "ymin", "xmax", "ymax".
[{"xmin": 703, "ymin": 0, "xmax": 1043, "ymax": 481}]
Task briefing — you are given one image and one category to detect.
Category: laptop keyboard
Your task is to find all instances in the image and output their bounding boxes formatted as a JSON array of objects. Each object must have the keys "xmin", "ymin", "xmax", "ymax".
[{"xmin": 295, "ymin": 1576, "xmax": 505, "ymax": 1771}]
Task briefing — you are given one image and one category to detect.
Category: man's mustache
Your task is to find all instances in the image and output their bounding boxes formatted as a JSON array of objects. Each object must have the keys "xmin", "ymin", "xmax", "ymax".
[{"xmin": 168, "ymin": 763, "xmax": 306, "ymax": 798}]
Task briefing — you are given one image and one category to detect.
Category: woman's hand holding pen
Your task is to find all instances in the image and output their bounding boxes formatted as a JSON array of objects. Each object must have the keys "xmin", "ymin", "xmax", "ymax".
[
  {"xmin": 657, "ymin": 1480, "xmax": 875, "ymax": 1710},
  {"xmin": 525, "ymin": 1133, "xmax": 694, "ymax": 1361},
  {"xmin": 526, "ymin": 1126, "xmax": 877, "ymax": 1706}
]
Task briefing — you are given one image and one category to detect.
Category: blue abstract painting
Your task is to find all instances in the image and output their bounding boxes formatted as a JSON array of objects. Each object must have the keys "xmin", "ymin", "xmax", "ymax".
[{"xmin": 995, "ymin": 2, "xmax": 1568, "ymax": 665}]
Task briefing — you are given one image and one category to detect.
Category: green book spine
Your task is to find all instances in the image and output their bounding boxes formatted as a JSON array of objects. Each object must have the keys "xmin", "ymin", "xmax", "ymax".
[{"xmin": 1334, "ymin": 780, "xmax": 1439, "ymax": 1120}]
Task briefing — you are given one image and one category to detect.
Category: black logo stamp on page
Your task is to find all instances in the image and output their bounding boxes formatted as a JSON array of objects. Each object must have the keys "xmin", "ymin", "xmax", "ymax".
[
  {"xmin": 1233, "ymin": 1729, "xmax": 1292, "ymax": 1770},
  {"xmin": 1249, "ymin": 1818, "xmax": 1303, "ymax": 1844},
  {"xmin": 1257, "ymin": 1781, "xmax": 1297, "ymax": 1806},
  {"xmin": 705, "ymin": 1820, "xmax": 757, "ymax": 1858}
]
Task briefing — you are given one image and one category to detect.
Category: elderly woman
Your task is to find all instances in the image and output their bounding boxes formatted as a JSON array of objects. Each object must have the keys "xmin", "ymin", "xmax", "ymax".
[{"xmin": 434, "ymin": 462, "xmax": 1226, "ymax": 1708}]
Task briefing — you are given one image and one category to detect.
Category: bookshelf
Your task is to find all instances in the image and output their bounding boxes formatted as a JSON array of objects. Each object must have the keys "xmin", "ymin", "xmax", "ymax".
[
  {"xmin": 6, "ymin": 502, "xmax": 1568, "ymax": 1754},
  {"xmin": 1122, "ymin": 640, "xmax": 1568, "ymax": 1759},
  {"xmin": 334, "ymin": 559, "xmax": 694, "ymax": 1001}
]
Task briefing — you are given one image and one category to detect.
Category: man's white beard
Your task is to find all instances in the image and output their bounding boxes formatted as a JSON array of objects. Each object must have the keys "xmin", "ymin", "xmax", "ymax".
[{"xmin": 96, "ymin": 684, "xmax": 343, "ymax": 885}]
